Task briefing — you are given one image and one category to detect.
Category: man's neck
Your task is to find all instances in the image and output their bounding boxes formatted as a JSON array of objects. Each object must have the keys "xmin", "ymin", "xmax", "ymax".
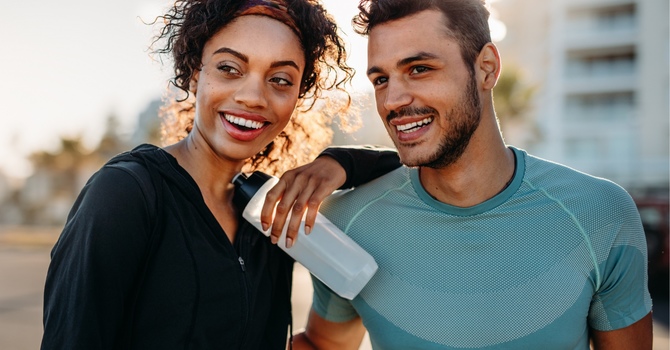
[{"xmin": 418, "ymin": 144, "xmax": 515, "ymax": 208}]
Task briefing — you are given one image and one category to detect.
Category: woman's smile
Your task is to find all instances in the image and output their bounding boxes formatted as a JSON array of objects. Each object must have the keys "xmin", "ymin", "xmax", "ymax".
[{"xmin": 220, "ymin": 111, "xmax": 270, "ymax": 142}]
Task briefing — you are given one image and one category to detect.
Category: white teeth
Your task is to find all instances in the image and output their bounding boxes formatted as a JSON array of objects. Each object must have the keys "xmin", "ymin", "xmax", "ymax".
[
  {"xmin": 225, "ymin": 114, "xmax": 264, "ymax": 129},
  {"xmin": 396, "ymin": 117, "xmax": 433, "ymax": 133}
]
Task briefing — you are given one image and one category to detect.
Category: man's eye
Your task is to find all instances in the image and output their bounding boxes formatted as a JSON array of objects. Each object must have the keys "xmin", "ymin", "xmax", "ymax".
[
  {"xmin": 410, "ymin": 66, "xmax": 430, "ymax": 74},
  {"xmin": 372, "ymin": 76, "xmax": 388, "ymax": 86}
]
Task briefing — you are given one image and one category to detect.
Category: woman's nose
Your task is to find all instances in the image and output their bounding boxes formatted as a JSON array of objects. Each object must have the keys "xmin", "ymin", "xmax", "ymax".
[{"xmin": 234, "ymin": 75, "xmax": 268, "ymax": 109}]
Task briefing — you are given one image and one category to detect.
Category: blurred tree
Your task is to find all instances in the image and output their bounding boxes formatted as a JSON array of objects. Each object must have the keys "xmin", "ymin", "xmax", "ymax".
[
  {"xmin": 23, "ymin": 136, "xmax": 95, "ymax": 224},
  {"xmin": 494, "ymin": 66, "xmax": 536, "ymax": 122},
  {"xmin": 29, "ymin": 136, "xmax": 91, "ymax": 186},
  {"xmin": 97, "ymin": 113, "xmax": 131, "ymax": 159},
  {"xmin": 21, "ymin": 114, "xmax": 131, "ymax": 225},
  {"xmin": 493, "ymin": 64, "xmax": 541, "ymax": 147}
]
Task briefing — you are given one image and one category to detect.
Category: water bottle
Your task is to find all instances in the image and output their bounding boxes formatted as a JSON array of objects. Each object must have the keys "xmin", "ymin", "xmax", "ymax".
[{"xmin": 232, "ymin": 171, "xmax": 378, "ymax": 300}]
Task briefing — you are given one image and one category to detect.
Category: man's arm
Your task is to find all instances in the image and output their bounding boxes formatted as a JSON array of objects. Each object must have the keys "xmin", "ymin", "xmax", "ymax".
[
  {"xmin": 590, "ymin": 312, "xmax": 653, "ymax": 350},
  {"xmin": 291, "ymin": 308, "xmax": 367, "ymax": 350}
]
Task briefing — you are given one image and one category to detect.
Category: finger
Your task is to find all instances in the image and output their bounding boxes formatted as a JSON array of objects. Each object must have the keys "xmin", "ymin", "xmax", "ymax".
[
  {"xmin": 280, "ymin": 170, "xmax": 316, "ymax": 247},
  {"xmin": 261, "ymin": 180, "xmax": 286, "ymax": 232},
  {"xmin": 303, "ymin": 203, "xmax": 319, "ymax": 236},
  {"xmin": 269, "ymin": 172, "xmax": 306, "ymax": 243},
  {"xmin": 270, "ymin": 194, "xmax": 294, "ymax": 245},
  {"xmin": 301, "ymin": 189, "xmax": 329, "ymax": 235},
  {"xmin": 302, "ymin": 171, "xmax": 344, "ymax": 233},
  {"xmin": 284, "ymin": 200, "xmax": 306, "ymax": 248}
]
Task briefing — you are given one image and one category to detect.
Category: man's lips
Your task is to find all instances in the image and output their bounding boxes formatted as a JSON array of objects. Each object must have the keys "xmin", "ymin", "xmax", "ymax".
[{"xmin": 395, "ymin": 116, "xmax": 434, "ymax": 133}]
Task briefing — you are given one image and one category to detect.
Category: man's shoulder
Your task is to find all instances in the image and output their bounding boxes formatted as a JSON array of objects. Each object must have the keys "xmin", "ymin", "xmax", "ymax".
[
  {"xmin": 321, "ymin": 167, "xmax": 412, "ymax": 217},
  {"xmin": 331, "ymin": 166, "xmax": 411, "ymax": 198},
  {"xmin": 524, "ymin": 151, "xmax": 626, "ymax": 191},
  {"xmin": 522, "ymin": 151, "xmax": 637, "ymax": 215}
]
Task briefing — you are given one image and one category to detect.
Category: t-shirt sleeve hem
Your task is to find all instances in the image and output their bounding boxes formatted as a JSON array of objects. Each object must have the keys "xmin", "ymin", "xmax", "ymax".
[{"xmin": 590, "ymin": 306, "xmax": 653, "ymax": 331}]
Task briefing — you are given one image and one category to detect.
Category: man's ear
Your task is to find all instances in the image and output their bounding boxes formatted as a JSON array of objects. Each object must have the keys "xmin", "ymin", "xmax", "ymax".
[
  {"xmin": 189, "ymin": 71, "xmax": 200, "ymax": 96},
  {"xmin": 476, "ymin": 42, "xmax": 501, "ymax": 91}
]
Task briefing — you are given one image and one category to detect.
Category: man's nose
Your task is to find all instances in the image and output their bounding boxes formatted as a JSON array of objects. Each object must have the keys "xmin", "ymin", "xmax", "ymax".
[{"xmin": 383, "ymin": 79, "xmax": 412, "ymax": 112}]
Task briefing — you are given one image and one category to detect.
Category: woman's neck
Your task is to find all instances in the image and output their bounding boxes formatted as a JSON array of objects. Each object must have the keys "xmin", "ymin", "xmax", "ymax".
[{"xmin": 164, "ymin": 137, "xmax": 241, "ymax": 203}]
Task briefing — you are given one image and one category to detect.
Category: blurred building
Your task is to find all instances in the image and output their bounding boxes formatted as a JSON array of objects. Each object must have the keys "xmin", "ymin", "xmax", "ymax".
[
  {"xmin": 493, "ymin": 0, "xmax": 669, "ymax": 195},
  {"xmin": 493, "ymin": 0, "xmax": 669, "ymax": 291}
]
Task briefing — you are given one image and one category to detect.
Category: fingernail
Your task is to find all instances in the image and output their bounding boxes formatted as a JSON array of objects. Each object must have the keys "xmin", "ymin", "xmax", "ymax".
[
  {"xmin": 271, "ymin": 235, "xmax": 278, "ymax": 244},
  {"xmin": 261, "ymin": 222, "xmax": 269, "ymax": 231},
  {"xmin": 305, "ymin": 226, "xmax": 312, "ymax": 235},
  {"xmin": 286, "ymin": 237, "xmax": 293, "ymax": 249}
]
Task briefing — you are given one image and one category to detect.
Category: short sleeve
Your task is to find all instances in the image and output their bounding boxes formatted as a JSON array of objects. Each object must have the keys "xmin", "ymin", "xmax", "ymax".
[
  {"xmin": 588, "ymin": 202, "xmax": 653, "ymax": 331},
  {"xmin": 311, "ymin": 275, "xmax": 359, "ymax": 322}
]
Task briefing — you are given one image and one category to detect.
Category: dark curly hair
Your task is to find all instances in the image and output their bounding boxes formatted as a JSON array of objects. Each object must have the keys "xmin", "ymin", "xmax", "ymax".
[
  {"xmin": 152, "ymin": 0, "xmax": 355, "ymax": 175},
  {"xmin": 353, "ymin": 0, "xmax": 491, "ymax": 76}
]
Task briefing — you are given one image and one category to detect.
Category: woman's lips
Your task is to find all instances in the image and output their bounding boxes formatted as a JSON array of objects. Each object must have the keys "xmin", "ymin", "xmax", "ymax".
[{"xmin": 221, "ymin": 112, "xmax": 268, "ymax": 142}]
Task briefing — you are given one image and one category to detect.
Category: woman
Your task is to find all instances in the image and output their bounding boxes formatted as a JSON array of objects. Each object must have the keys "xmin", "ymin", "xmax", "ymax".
[{"xmin": 41, "ymin": 0, "xmax": 356, "ymax": 348}]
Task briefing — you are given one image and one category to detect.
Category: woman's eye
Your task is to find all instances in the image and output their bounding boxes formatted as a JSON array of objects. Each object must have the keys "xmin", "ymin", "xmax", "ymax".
[
  {"xmin": 217, "ymin": 64, "xmax": 240, "ymax": 75},
  {"xmin": 270, "ymin": 77, "xmax": 294, "ymax": 87}
]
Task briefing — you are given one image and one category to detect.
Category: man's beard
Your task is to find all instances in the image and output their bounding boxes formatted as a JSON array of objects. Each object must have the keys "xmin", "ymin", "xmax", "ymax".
[{"xmin": 389, "ymin": 74, "xmax": 482, "ymax": 169}]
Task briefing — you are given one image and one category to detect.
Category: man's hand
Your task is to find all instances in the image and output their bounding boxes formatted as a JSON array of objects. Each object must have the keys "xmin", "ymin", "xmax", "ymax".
[{"xmin": 260, "ymin": 156, "xmax": 346, "ymax": 248}]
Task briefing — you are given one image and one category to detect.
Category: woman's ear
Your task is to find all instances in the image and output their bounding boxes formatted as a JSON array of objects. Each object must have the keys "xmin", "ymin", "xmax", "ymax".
[
  {"xmin": 189, "ymin": 71, "xmax": 200, "ymax": 96},
  {"xmin": 477, "ymin": 42, "xmax": 502, "ymax": 91}
]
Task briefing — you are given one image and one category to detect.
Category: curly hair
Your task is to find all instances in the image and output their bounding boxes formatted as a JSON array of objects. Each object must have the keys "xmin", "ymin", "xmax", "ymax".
[
  {"xmin": 152, "ymin": 0, "xmax": 355, "ymax": 175},
  {"xmin": 353, "ymin": 0, "xmax": 491, "ymax": 76}
]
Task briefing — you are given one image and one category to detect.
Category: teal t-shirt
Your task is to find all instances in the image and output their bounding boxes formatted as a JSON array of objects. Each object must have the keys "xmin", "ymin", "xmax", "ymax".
[{"xmin": 313, "ymin": 147, "xmax": 652, "ymax": 349}]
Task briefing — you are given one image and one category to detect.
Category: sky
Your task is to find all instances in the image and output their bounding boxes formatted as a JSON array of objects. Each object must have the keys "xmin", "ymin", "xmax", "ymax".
[{"xmin": 1, "ymin": 0, "xmax": 503, "ymax": 180}]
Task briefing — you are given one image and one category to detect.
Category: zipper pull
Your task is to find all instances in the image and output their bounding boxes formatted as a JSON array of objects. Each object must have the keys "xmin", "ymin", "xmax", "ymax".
[{"xmin": 238, "ymin": 256, "xmax": 246, "ymax": 272}]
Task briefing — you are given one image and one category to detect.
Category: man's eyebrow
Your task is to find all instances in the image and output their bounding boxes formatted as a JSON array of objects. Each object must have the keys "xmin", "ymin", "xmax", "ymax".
[
  {"xmin": 366, "ymin": 66, "xmax": 383, "ymax": 76},
  {"xmin": 397, "ymin": 52, "xmax": 438, "ymax": 67},
  {"xmin": 367, "ymin": 52, "xmax": 439, "ymax": 76}
]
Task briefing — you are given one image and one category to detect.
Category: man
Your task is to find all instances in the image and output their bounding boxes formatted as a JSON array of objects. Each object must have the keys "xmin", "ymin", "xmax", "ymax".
[{"xmin": 262, "ymin": 0, "xmax": 653, "ymax": 348}]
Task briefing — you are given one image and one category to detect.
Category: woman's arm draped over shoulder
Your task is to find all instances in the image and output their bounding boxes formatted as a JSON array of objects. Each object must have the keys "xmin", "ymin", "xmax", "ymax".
[
  {"xmin": 320, "ymin": 145, "xmax": 401, "ymax": 189},
  {"xmin": 261, "ymin": 145, "xmax": 401, "ymax": 247},
  {"xmin": 41, "ymin": 166, "xmax": 154, "ymax": 350}
]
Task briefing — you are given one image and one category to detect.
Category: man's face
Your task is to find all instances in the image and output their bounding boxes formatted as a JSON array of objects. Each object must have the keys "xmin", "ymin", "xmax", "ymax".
[{"xmin": 366, "ymin": 9, "xmax": 482, "ymax": 168}]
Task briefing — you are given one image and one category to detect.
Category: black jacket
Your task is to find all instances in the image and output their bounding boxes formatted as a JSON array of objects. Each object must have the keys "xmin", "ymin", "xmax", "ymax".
[{"xmin": 41, "ymin": 144, "xmax": 401, "ymax": 350}]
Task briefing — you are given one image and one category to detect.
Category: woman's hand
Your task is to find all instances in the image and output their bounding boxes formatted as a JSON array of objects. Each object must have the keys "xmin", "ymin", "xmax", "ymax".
[{"xmin": 260, "ymin": 156, "xmax": 346, "ymax": 248}]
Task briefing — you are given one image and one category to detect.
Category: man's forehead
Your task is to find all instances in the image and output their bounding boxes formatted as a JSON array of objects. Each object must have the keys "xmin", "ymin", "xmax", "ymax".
[
  {"xmin": 366, "ymin": 10, "xmax": 452, "ymax": 48},
  {"xmin": 366, "ymin": 11, "xmax": 457, "ymax": 69}
]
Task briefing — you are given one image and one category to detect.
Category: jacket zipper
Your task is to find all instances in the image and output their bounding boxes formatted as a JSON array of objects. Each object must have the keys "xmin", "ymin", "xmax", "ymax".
[{"xmin": 236, "ymin": 230, "xmax": 251, "ymax": 349}]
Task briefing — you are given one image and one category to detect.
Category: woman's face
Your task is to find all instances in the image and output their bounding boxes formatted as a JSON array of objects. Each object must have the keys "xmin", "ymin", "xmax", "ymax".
[{"xmin": 189, "ymin": 15, "xmax": 305, "ymax": 163}]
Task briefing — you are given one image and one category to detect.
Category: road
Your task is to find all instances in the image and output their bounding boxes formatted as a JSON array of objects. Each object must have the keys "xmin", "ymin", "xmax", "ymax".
[
  {"xmin": 0, "ymin": 246, "xmax": 50, "ymax": 350},
  {"xmin": 0, "ymin": 238, "xmax": 666, "ymax": 349}
]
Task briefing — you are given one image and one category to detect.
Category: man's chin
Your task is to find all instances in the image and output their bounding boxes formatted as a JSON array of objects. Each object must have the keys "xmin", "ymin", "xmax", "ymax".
[{"xmin": 397, "ymin": 151, "xmax": 428, "ymax": 168}]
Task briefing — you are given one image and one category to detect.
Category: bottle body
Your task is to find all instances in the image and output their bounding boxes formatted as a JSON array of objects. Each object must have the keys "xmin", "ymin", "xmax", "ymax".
[{"xmin": 234, "ymin": 172, "xmax": 378, "ymax": 300}]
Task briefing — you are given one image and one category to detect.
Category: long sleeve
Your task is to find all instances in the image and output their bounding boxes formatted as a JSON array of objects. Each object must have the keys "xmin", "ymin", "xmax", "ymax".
[
  {"xmin": 319, "ymin": 145, "xmax": 402, "ymax": 189},
  {"xmin": 41, "ymin": 166, "xmax": 153, "ymax": 350}
]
